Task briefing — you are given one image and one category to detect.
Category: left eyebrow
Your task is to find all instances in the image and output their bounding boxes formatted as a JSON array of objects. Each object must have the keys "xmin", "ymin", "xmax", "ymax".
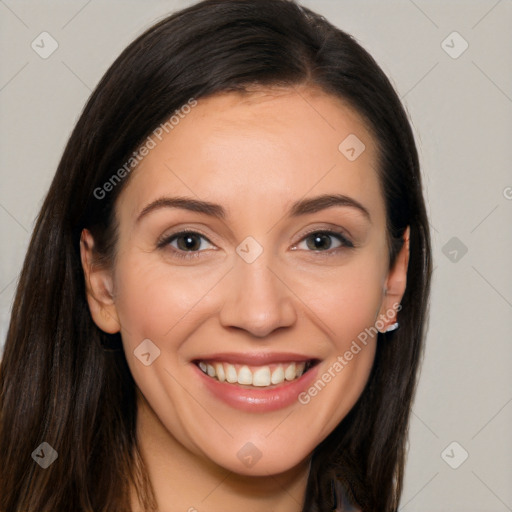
[
  {"xmin": 135, "ymin": 193, "xmax": 371, "ymax": 223},
  {"xmin": 289, "ymin": 193, "xmax": 371, "ymax": 221}
]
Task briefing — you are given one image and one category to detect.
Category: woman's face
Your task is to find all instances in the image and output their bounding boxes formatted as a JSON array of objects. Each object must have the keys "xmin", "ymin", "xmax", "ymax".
[{"xmin": 82, "ymin": 86, "xmax": 408, "ymax": 476}]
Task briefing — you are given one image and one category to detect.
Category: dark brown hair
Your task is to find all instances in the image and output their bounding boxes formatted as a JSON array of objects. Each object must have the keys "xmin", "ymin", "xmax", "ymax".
[{"xmin": 0, "ymin": 0, "xmax": 431, "ymax": 510}]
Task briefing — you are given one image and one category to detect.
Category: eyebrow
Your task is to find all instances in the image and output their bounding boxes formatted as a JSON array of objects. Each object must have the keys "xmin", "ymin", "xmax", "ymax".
[{"xmin": 136, "ymin": 193, "xmax": 371, "ymax": 223}]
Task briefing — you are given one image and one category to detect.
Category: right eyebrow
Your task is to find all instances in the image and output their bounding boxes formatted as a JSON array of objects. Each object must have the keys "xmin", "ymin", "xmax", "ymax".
[
  {"xmin": 135, "ymin": 192, "xmax": 371, "ymax": 224},
  {"xmin": 136, "ymin": 196, "xmax": 226, "ymax": 223}
]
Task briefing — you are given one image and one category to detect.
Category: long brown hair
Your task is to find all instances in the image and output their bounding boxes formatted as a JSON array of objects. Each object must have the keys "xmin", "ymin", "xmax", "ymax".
[{"xmin": 0, "ymin": 1, "xmax": 431, "ymax": 510}]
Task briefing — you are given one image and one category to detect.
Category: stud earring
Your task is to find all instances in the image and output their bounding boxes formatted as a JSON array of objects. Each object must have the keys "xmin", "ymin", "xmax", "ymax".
[{"xmin": 381, "ymin": 322, "xmax": 399, "ymax": 333}]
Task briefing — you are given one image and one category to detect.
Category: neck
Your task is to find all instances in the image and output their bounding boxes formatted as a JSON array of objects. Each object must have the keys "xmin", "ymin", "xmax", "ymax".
[{"xmin": 130, "ymin": 390, "xmax": 311, "ymax": 512}]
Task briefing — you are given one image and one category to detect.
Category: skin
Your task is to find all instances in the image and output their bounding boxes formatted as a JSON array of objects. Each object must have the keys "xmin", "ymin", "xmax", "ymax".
[{"xmin": 80, "ymin": 85, "xmax": 409, "ymax": 512}]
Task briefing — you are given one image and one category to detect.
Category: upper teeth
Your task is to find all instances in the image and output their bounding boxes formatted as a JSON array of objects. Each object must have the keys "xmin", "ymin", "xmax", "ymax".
[{"xmin": 197, "ymin": 361, "xmax": 307, "ymax": 387}]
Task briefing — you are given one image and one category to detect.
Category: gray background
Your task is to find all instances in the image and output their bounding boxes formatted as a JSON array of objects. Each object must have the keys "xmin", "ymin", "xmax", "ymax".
[{"xmin": 1, "ymin": 1, "xmax": 511, "ymax": 510}]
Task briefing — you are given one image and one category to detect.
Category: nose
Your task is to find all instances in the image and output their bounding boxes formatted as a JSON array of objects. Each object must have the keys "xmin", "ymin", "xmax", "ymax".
[{"xmin": 219, "ymin": 253, "xmax": 297, "ymax": 338}]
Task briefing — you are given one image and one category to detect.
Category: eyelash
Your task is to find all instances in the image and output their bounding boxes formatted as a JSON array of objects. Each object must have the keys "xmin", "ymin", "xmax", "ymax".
[{"xmin": 157, "ymin": 228, "xmax": 355, "ymax": 260}]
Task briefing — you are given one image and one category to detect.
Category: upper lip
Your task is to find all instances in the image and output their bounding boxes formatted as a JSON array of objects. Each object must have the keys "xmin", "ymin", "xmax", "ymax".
[{"xmin": 192, "ymin": 352, "xmax": 318, "ymax": 365}]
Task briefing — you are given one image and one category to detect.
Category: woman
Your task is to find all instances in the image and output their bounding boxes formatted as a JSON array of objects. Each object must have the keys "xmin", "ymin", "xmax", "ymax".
[{"xmin": 0, "ymin": 0, "xmax": 431, "ymax": 510}]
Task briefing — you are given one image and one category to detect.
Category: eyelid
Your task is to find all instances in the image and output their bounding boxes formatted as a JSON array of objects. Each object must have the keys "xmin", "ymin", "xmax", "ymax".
[
  {"xmin": 291, "ymin": 227, "xmax": 354, "ymax": 252},
  {"xmin": 157, "ymin": 225, "xmax": 355, "ymax": 262},
  {"xmin": 293, "ymin": 225, "xmax": 354, "ymax": 246},
  {"xmin": 156, "ymin": 230, "xmax": 216, "ymax": 249}
]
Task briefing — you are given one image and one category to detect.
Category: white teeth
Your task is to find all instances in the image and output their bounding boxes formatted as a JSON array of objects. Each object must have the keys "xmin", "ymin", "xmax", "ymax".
[
  {"xmin": 271, "ymin": 366, "xmax": 285, "ymax": 385},
  {"xmin": 215, "ymin": 363, "xmax": 225, "ymax": 382},
  {"xmin": 225, "ymin": 363, "xmax": 238, "ymax": 383},
  {"xmin": 252, "ymin": 366, "xmax": 271, "ymax": 387},
  {"xmin": 197, "ymin": 360, "xmax": 312, "ymax": 388},
  {"xmin": 284, "ymin": 363, "xmax": 296, "ymax": 381},
  {"xmin": 206, "ymin": 364, "xmax": 215, "ymax": 377},
  {"xmin": 237, "ymin": 365, "xmax": 253, "ymax": 385}
]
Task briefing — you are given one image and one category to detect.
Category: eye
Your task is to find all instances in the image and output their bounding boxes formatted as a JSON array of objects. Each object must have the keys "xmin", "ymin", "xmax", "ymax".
[
  {"xmin": 157, "ymin": 230, "xmax": 216, "ymax": 259},
  {"xmin": 157, "ymin": 228, "xmax": 354, "ymax": 260},
  {"xmin": 294, "ymin": 230, "xmax": 354, "ymax": 253}
]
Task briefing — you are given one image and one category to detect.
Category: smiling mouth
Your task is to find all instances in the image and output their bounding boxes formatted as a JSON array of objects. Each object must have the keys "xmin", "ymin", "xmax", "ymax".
[{"xmin": 194, "ymin": 359, "xmax": 318, "ymax": 388}]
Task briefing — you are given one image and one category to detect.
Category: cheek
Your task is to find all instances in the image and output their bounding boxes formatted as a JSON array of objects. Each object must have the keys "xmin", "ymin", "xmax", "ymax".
[
  {"xmin": 295, "ymin": 280, "xmax": 383, "ymax": 438},
  {"xmin": 289, "ymin": 251, "xmax": 385, "ymax": 430},
  {"xmin": 112, "ymin": 250, "xmax": 223, "ymax": 347},
  {"xmin": 294, "ymin": 253, "xmax": 387, "ymax": 339}
]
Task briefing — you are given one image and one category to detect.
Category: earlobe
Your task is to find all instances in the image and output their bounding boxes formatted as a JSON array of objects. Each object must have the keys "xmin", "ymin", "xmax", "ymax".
[
  {"xmin": 377, "ymin": 226, "xmax": 410, "ymax": 332},
  {"xmin": 80, "ymin": 229, "xmax": 121, "ymax": 334}
]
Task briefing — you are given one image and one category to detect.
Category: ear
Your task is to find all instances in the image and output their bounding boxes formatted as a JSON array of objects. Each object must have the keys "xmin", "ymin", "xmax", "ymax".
[
  {"xmin": 79, "ymin": 228, "xmax": 121, "ymax": 334},
  {"xmin": 376, "ymin": 226, "xmax": 410, "ymax": 331}
]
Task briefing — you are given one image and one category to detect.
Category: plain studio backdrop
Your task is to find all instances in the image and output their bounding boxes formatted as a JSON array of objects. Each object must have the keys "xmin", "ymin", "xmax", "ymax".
[{"xmin": 0, "ymin": 1, "xmax": 511, "ymax": 510}]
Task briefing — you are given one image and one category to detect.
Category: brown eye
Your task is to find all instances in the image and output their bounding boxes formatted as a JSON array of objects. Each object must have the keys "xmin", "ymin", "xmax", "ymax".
[
  {"xmin": 305, "ymin": 233, "xmax": 335, "ymax": 251},
  {"xmin": 157, "ymin": 230, "xmax": 216, "ymax": 259},
  {"xmin": 298, "ymin": 231, "xmax": 354, "ymax": 252},
  {"xmin": 174, "ymin": 233, "xmax": 204, "ymax": 251}
]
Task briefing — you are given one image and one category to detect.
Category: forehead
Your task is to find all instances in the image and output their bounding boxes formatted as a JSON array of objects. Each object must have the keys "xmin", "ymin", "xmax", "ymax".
[{"xmin": 117, "ymin": 86, "xmax": 385, "ymax": 225}]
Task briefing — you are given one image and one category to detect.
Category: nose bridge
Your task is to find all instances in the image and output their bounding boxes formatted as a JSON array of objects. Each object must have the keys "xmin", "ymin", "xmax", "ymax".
[{"xmin": 219, "ymin": 245, "xmax": 296, "ymax": 337}]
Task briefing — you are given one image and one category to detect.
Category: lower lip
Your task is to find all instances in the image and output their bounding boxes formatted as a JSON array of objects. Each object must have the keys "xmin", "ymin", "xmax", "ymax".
[{"xmin": 192, "ymin": 363, "xmax": 320, "ymax": 412}]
